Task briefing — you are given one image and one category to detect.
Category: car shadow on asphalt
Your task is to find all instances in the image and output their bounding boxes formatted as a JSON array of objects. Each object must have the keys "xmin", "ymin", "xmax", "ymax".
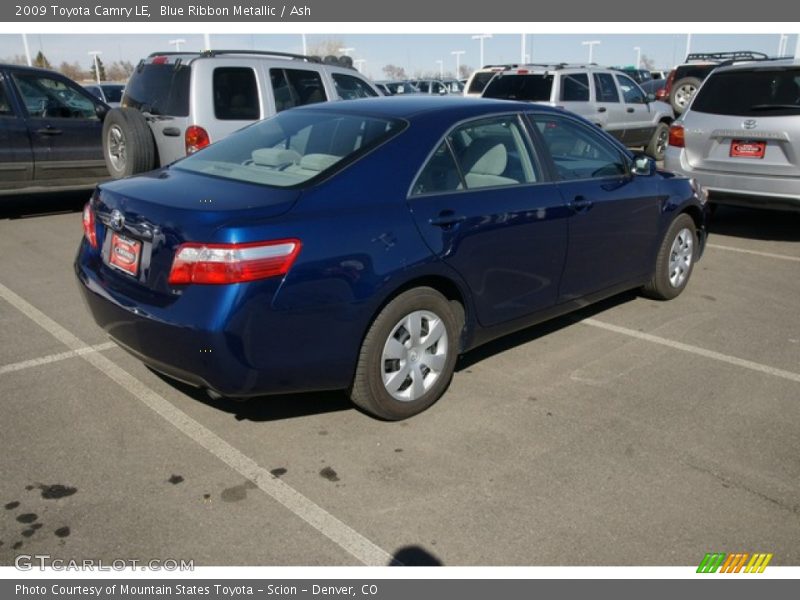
[
  {"xmin": 0, "ymin": 190, "xmax": 89, "ymax": 219},
  {"xmin": 708, "ymin": 205, "xmax": 800, "ymax": 242}
]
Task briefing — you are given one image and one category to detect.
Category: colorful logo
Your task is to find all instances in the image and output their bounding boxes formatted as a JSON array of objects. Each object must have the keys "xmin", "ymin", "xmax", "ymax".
[{"xmin": 697, "ymin": 553, "xmax": 773, "ymax": 573}]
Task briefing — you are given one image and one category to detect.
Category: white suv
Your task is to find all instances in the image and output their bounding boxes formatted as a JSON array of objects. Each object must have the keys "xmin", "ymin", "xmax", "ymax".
[
  {"xmin": 102, "ymin": 50, "xmax": 381, "ymax": 179},
  {"xmin": 479, "ymin": 64, "xmax": 675, "ymax": 160}
]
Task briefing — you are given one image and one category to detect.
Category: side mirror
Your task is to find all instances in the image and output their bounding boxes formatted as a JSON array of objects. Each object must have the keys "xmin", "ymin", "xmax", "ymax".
[
  {"xmin": 95, "ymin": 103, "xmax": 109, "ymax": 121},
  {"xmin": 438, "ymin": 87, "xmax": 447, "ymax": 95},
  {"xmin": 632, "ymin": 154, "xmax": 654, "ymax": 176},
  {"xmin": 646, "ymin": 92, "xmax": 656, "ymax": 103}
]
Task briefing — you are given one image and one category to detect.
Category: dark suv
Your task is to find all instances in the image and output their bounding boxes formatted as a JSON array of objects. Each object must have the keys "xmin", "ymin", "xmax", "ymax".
[
  {"xmin": 664, "ymin": 51, "xmax": 769, "ymax": 114},
  {"xmin": 0, "ymin": 63, "xmax": 109, "ymax": 196}
]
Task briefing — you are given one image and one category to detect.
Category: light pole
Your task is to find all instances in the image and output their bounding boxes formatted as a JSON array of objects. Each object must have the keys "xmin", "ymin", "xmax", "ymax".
[
  {"xmin": 353, "ymin": 59, "xmax": 366, "ymax": 73},
  {"xmin": 203, "ymin": 34, "xmax": 211, "ymax": 51},
  {"xmin": 301, "ymin": 34, "xmax": 307, "ymax": 55},
  {"xmin": 521, "ymin": 33, "xmax": 526, "ymax": 63},
  {"xmin": 339, "ymin": 47, "xmax": 355, "ymax": 57},
  {"xmin": 472, "ymin": 34, "xmax": 492, "ymax": 67},
  {"xmin": 581, "ymin": 40, "xmax": 600, "ymax": 63},
  {"xmin": 685, "ymin": 33, "xmax": 692, "ymax": 59},
  {"xmin": 168, "ymin": 39, "xmax": 186, "ymax": 52},
  {"xmin": 451, "ymin": 50, "xmax": 465, "ymax": 79},
  {"xmin": 795, "ymin": 33, "xmax": 800, "ymax": 59},
  {"xmin": 634, "ymin": 46, "xmax": 642, "ymax": 69},
  {"xmin": 777, "ymin": 34, "xmax": 788, "ymax": 57},
  {"xmin": 21, "ymin": 34, "xmax": 32, "ymax": 66},
  {"xmin": 88, "ymin": 51, "xmax": 102, "ymax": 84}
]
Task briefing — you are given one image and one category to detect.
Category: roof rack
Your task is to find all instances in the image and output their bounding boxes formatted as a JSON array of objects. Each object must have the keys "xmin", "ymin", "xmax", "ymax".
[
  {"xmin": 145, "ymin": 49, "xmax": 355, "ymax": 69},
  {"xmin": 717, "ymin": 55, "xmax": 795, "ymax": 67},
  {"xmin": 685, "ymin": 51, "xmax": 769, "ymax": 63}
]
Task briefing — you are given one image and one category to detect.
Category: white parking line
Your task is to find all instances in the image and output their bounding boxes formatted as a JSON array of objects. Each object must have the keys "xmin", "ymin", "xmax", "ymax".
[
  {"xmin": 707, "ymin": 243, "xmax": 800, "ymax": 263},
  {"xmin": 0, "ymin": 342, "xmax": 116, "ymax": 375},
  {"xmin": 582, "ymin": 318, "xmax": 800, "ymax": 384},
  {"xmin": 0, "ymin": 282, "xmax": 396, "ymax": 567}
]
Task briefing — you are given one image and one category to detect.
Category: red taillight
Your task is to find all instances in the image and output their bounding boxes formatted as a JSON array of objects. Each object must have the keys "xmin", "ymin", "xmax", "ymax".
[
  {"xmin": 168, "ymin": 239, "xmax": 302, "ymax": 285},
  {"xmin": 185, "ymin": 126, "xmax": 210, "ymax": 154},
  {"xmin": 668, "ymin": 124, "xmax": 685, "ymax": 148},
  {"xmin": 151, "ymin": 56, "xmax": 169, "ymax": 65},
  {"xmin": 663, "ymin": 69, "xmax": 677, "ymax": 94},
  {"xmin": 82, "ymin": 202, "xmax": 97, "ymax": 249}
]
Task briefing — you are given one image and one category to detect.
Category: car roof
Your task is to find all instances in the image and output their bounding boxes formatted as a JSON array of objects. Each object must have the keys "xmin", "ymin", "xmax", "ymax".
[
  {"xmin": 712, "ymin": 57, "xmax": 800, "ymax": 73},
  {"xmin": 0, "ymin": 63, "xmax": 61, "ymax": 75},
  {"xmin": 294, "ymin": 95, "xmax": 563, "ymax": 119}
]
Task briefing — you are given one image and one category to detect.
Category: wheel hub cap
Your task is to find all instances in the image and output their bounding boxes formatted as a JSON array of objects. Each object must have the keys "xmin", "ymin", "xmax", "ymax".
[{"xmin": 668, "ymin": 227, "xmax": 694, "ymax": 288}]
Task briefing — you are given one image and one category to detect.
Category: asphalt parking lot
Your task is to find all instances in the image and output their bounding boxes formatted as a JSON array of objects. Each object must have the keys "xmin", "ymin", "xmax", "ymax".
[{"xmin": 1, "ymin": 192, "xmax": 798, "ymax": 567}]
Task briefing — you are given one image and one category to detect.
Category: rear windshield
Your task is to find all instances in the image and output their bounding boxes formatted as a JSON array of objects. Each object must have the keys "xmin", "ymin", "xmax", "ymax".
[
  {"xmin": 175, "ymin": 110, "xmax": 405, "ymax": 188},
  {"xmin": 691, "ymin": 68, "xmax": 800, "ymax": 117},
  {"xmin": 467, "ymin": 71, "xmax": 498, "ymax": 95},
  {"xmin": 482, "ymin": 73, "xmax": 554, "ymax": 102},
  {"xmin": 122, "ymin": 63, "xmax": 191, "ymax": 116}
]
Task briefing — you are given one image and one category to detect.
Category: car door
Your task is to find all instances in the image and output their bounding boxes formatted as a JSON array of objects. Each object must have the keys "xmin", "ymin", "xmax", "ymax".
[
  {"xmin": 615, "ymin": 73, "xmax": 654, "ymax": 146},
  {"xmin": 409, "ymin": 114, "xmax": 569, "ymax": 327},
  {"xmin": 10, "ymin": 70, "xmax": 106, "ymax": 184},
  {"xmin": 0, "ymin": 70, "xmax": 34, "ymax": 189},
  {"xmin": 591, "ymin": 72, "xmax": 627, "ymax": 142},
  {"xmin": 529, "ymin": 112, "xmax": 661, "ymax": 301}
]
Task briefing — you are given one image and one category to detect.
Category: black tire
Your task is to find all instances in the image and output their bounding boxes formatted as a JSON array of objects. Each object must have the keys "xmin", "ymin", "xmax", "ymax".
[
  {"xmin": 102, "ymin": 108, "xmax": 156, "ymax": 179},
  {"xmin": 669, "ymin": 76, "xmax": 701, "ymax": 114},
  {"xmin": 645, "ymin": 122, "xmax": 670, "ymax": 161},
  {"xmin": 642, "ymin": 214, "xmax": 697, "ymax": 300},
  {"xmin": 350, "ymin": 287, "xmax": 460, "ymax": 420}
]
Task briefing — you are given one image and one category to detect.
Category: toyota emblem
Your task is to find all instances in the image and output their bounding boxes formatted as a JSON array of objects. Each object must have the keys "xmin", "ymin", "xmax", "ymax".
[
  {"xmin": 109, "ymin": 209, "xmax": 125, "ymax": 232},
  {"xmin": 742, "ymin": 119, "xmax": 758, "ymax": 130}
]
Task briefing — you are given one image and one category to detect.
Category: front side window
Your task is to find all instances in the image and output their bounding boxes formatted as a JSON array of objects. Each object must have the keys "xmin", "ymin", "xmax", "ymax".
[
  {"xmin": 691, "ymin": 68, "xmax": 800, "ymax": 117},
  {"xmin": 270, "ymin": 68, "xmax": 327, "ymax": 113},
  {"xmin": 213, "ymin": 67, "xmax": 260, "ymax": 120},
  {"xmin": 593, "ymin": 73, "xmax": 620, "ymax": 103},
  {"xmin": 560, "ymin": 73, "xmax": 590, "ymax": 102},
  {"xmin": 332, "ymin": 73, "xmax": 378, "ymax": 100},
  {"xmin": 412, "ymin": 115, "xmax": 539, "ymax": 195},
  {"xmin": 175, "ymin": 110, "xmax": 404, "ymax": 188},
  {"xmin": 12, "ymin": 73, "xmax": 97, "ymax": 119},
  {"xmin": 0, "ymin": 78, "xmax": 14, "ymax": 116},
  {"xmin": 533, "ymin": 114, "xmax": 627, "ymax": 181},
  {"xmin": 615, "ymin": 74, "xmax": 646, "ymax": 104}
]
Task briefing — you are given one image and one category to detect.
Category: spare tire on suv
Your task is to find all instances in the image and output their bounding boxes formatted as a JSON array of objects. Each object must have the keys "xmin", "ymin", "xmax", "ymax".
[{"xmin": 102, "ymin": 108, "xmax": 156, "ymax": 179}]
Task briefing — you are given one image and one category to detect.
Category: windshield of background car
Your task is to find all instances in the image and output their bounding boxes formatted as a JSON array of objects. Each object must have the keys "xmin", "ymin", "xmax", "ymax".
[
  {"xmin": 482, "ymin": 73, "xmax": 554, "ymax": 101},
  {"xmin": 174, "ymin": 110, "xmax": 405, "ymax": 188},
  {"xmin": 387, "ymin": 82, "xmax": 419, "ymax": 94},
  {"xmin": 122, "ymin": 63, "xmax": 190, "ymax": 116},
  {"xmin": 691, "ymin": 68, "xmax": 800, "ymax": 117},
  {"xmin": 101, "ymin": 85, "xmax": 124, "ymax": 103}
]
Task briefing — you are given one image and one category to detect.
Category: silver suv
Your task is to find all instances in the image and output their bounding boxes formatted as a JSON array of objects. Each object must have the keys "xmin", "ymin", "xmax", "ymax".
[
  {"xmin": 480, "ymin": 64, "xmax": 675, "ymax": 160},
  {"xmin": 102, "ymin": 50, "xmax": 380, "ymax": 179},
  {"xmin": 665, "ymin": 58, "xmax": 800, "ymax": 212}
]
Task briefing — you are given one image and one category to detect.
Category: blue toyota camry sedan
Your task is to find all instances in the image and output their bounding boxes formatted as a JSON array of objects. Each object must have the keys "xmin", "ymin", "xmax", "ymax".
[{"xmin": 76, "ymin": 96, "xmax": 707, "ymax": 420}]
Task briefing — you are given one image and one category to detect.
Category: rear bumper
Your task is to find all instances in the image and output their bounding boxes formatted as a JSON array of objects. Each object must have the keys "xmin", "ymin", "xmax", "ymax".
[
  {"xmin": 665, "ymin": 147, "xmax": 800, "ymax": 212},
  {"xmin": 74, "ymin": 242, "xmax": 359, "ymax": 397}
]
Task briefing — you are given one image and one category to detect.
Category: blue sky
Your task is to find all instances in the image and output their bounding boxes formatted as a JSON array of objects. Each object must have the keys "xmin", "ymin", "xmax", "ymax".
[{"xmin": 1, "ymin": 33, "xmax": 796, "ymax": 80}]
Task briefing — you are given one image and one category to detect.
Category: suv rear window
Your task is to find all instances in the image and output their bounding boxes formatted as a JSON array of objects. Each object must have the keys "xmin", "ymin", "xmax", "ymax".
[
  {"xmin": 467, "ymin": 71, "xmax": 498, "ymax": 95},
  {"xmin": 270, "ymin": 68, "xmax": 327, "ymax": 112},
  {"xmin": 482, "ymin": 73, "xmax": 554, "ymax": 101},
  {"xmin": 123, "ymin": 63, "xmax": 191, "ymax": 116},
  {"xmin": 332, "ymin": 73, "xmax": 378, "ymax": 100},
  {"xmin": 691, "ymin": 68, "xmax": 800, "ymax": 117}
]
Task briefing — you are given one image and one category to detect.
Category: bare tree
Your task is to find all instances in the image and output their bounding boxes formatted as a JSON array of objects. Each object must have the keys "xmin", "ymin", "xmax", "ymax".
[
  {"xmin": 458, "ymin": 64, "xmax": 473, "ymax": 79},
  {"xmin": 106, "ymin": 61, "xmax": 129, "ymax": 82},
  {"xmin": 381, "ymin": 64, "xmax": 407, "ymax": 80},
  {"xmin": 3, "ymin": 54, "xmax": 28, "ymax": 65},
  {"xmin": 58, "ymin": 61, "xmax": 86, "ymax": 81},
  {"xmin": 640, "ymin": 54, "xmax": 656, "ymax": 70},
  {"xmin": 306, "ymin": 38, "xmax": 347, "ymax": 58}
]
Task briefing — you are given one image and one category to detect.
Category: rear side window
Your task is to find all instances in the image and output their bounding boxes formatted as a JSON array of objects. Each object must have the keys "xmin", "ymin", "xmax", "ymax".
[
  {"xmin": 213, "ymin": 67, "xmax": 260, "ymax": 120},
  {"xmin": 483, "ymin": 74, "xmax": 553, "ymax": 101},
  {"xmin": 270, "ymin": 68, "xmax": 327, "ymax": 113},
  {"xmin": 332, "ymin": 73, "xmax": 378, "ymax": 100},
  {"xmin": 467, "ymin": 71, "xmax": 498, "ymax": 95},
  {"xmin": 560, "ymin": 73, "xmax": 589, "ymax": 102},
  {"xmin": 123, "ymin": 63, "xmax": 190, "ymax": 116},
  {"xmin": 593, "ymin": 73, "xmax": 620, "ymax": 102},
  {"xmin": 691, "ymin": 68, "xmax": 800, "ymax": 117}
]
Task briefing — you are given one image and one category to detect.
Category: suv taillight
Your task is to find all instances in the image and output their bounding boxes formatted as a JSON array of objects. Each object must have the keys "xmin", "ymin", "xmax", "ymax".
[
  {"xmin": 82, "ymin": 202, "xmax": 97, "ymax": 249},
  {"xmin": 185, "ymin": 126, "xmax": 210, "ymax": 154},
  {"xmin": 668, "ymin": 124, "xmax": 685, "ymax": 148},
  {"xmin": 168, "ymin": 239, "xmax": 302, "ymax": 285},
  {"xmin": 663, "ymin": 69, "xmax": 677, "ymax": 95}
]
